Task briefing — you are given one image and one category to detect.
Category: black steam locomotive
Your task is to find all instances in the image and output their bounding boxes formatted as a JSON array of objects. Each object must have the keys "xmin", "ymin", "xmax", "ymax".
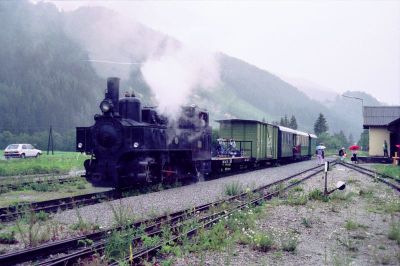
[{"xmin": 76, "ymin": 77, "xmax": 212, "ymax": 187}]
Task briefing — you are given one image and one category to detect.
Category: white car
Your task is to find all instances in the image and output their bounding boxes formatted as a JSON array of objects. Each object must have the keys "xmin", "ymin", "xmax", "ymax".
[{"xmin": 4, "ymin": 144, "xmax": 42, "ymax": 159}]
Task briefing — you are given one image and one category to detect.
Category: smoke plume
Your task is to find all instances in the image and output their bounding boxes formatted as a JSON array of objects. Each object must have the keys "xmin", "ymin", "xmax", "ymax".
[{"xmin": 141, "ymin": 41, "xmax": 220, "ymax": 119}]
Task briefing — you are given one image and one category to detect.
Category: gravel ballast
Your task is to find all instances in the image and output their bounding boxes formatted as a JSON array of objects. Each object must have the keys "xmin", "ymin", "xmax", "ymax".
[
  {"xmin": 54, "ymin": 159, "xmax": 323, "ymax": 228},
  {"xmin": 172, "ymin": 163, "xmax": 400, "ymax": 266}
]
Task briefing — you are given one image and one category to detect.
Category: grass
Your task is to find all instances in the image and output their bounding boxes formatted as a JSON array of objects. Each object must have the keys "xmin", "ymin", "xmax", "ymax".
[
  {"xmin": 330, "ymin": 191, "xmax": 356, "ymax": 202},
  {"xmin": 224, "ymin": 181, "xmax": 243, "ymax": 196},
  {"xmin": 367, "ymin": 198, "xmax": 400, "ymax": 214},
  {"xmin": 252, "ymin": 232, "xmax": 274, "ymax": 252},
  {"xmin": 105, "ymin": 228, "xmax": 138, "ymax": 262},
  {"xmin": 337, "ymin": 235, "xmax": 359, "ymax": 252},
  {"xmin": 301, "ymin": 217, "xmax": 312, "ymax": 228},
  {"xmin": 0, "ymin": 231, "xmax": 18, "ymax": 244},
  {"xmin": 105, "ymin": 224, "xmax": 147, "ymax": 263},
  {"xmin": 0, "ymin": 179, "xmax": 100, "ymax": 207},
  {"xmin": 375, "ymin": 165, "xmax": 400, "ymax": 181},
  {"xmin": 281, "ymin": 232, "xmax": 299, "ymax": 252},
  {"xmin": 70, "ymin": 207, "xmax": 100, "ymax": 232},
  {"xmin": 108, "ymin": 200, "xmax": 137, "ymax": 227},
  {"xmin": 286, "ymin": 193, "xmax": 308, "ymax": 206},
  {"xmin": 388, "ymin": 222, "xmax": 400, "ymax": 244},
  {"xmin": 308, "ymin": 189, "xmax": 329, "ymax": 202},
  {"xmin": 14, "ymin": 208, "xmax": 50, "ymax": 247},
  {"xmin": 0, "ymin": 151, "xmax": 89, "ymax": 176},
  {"xmin": 344, "ymin": 219, "xmax": 360, "ymax": 230}
]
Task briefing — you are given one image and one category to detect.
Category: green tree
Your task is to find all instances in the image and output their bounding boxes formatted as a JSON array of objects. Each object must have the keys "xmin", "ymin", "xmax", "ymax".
[
  {"xmin": 358, "ymin": 129, "xmax": 369, "ymax": 151},
  {"xmin": 289, "ymin": 115, "xmax": 298, "ymax": 130},
  {"xmin": 314, "ymin": 113, "xmax": 328, "ymax": 136}
]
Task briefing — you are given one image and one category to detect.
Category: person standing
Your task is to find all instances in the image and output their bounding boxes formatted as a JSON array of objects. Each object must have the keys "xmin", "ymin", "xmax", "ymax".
[
  {"xmin": 338, "ymin": 147, "xmax": 346, "ymax": 161},
  {"xmin": 351, "ymin": 150, "xmax": 358, "ymax": 163},
  {"xmin": 383, "ymin": 140, "xmax": 388, "ymax": 157},
  {"xmin": 316, "ymin": 148, "xmax": 324, "ymax": 165}
]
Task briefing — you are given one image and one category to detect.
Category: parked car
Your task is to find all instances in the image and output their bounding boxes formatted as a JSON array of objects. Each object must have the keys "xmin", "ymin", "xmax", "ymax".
[{"xmin": 4, "ymin": 144, "xmax": 42, "ymax": 159}]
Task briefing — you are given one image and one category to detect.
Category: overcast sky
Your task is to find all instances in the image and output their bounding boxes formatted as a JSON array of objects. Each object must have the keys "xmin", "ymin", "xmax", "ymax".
[{"xmin": 50, "ymin": 0, "xmax": 400, "ymax": 105}]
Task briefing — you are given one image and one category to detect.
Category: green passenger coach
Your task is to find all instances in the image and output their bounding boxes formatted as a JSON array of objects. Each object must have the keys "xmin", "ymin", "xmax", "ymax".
[{"xmin": 216, "ymin": 119, "xmax": 278, "ymax": 163}]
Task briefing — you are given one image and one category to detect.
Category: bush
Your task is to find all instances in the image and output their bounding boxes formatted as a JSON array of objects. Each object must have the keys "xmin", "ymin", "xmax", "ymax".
[
  {"xmin": 252, "ymin": 232, "xmax": 274, "ymax": 252},
  {"xmin": 0, "ymin": 231, "xmax": 18, "ymax": 244},
  {"xmin": 308, "ymin": 189, "xmax": 329, "ymax": 202}
]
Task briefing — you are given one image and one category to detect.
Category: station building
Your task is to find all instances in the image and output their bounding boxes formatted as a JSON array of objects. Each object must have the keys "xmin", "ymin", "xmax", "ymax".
[{"xmin": 363, "ymin": 106, "xmax": 400, "ymax": 156}]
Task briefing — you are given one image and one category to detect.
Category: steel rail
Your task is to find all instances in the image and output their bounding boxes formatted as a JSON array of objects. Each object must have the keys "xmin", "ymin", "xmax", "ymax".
[
  {"xmin": 0, "ymin": 176, "xmax": 81, "ymax": 192},
  {"xmin": 0, "ymin": 173, "xmax": 64, "ymax": 180},
  {"xmin": 339, "ymin": 162, "xmax": 400, "ymax": 192},
  {"xmin": 340, "ymin": 162, "xmax": 399, "ymax": 183},
  {"xmin": 0, "ymin": 162, "xmax": 331, "ymax": 265},
  {"xmin": 0, "ymin": 189, "xmax": 117, "ymax": 222}
]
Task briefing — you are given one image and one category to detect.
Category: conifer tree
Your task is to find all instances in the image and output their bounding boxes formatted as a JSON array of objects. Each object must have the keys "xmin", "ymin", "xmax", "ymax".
[
  {"xmin": 289, "ymin": 115, "xmax": 298, "ymax": 129},
  {"xmin": 314, "ymin": 113, "xmax": 328, "ymax": 135}
]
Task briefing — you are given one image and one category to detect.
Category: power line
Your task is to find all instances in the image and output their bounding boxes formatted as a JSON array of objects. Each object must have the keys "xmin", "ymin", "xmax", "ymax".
[{"xmin": 82, "ymin": 59, "xmax": 142, "ymax": 65}]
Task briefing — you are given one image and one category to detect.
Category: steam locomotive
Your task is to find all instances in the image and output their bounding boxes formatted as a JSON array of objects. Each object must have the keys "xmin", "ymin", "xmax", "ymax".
[
  {"xmin": 76, "ymin": 77, "xmax": 212, "ymax": 187},
  {"xmin": 77, "ymin": 77, "xmax": 317, "ymax": 188}
]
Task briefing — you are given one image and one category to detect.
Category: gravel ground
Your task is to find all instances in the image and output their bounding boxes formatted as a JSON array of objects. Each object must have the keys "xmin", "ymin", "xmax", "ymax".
[
  {"xmin": 172, "ymin": 163, "xmax": 400, "ymax": 266},
  {"xmin": 0, "ymin": 159, "xmax": 325, "ymax": 254},
  {"xmin": 54, "ymin": 159, "xmax": 325, "ymax": 228}
]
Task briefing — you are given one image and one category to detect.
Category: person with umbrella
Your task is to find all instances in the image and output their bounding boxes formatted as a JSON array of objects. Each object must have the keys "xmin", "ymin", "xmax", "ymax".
[
  {"xmin": 349, "ymin": 144, "xmax": 360, "ymax": 163},
  {"xmin": 316, "ymin": 144, "xmax": 326, "ymax": 165}
]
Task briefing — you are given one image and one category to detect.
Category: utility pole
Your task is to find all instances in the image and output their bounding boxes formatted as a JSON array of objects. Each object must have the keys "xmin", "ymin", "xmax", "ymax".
[{"xmin": 47, "ymin": 125, "xmax": 54, "ymax": 155}]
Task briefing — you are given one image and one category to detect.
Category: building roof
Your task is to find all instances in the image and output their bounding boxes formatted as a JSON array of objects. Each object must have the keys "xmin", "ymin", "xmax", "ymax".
[
  {"xmin": 278, "ymin": 126, "xmax": 309, "ymax": 137},
  {"xmin": 363, "ymin": 106, "xmax": 400, "ymax": 128}
]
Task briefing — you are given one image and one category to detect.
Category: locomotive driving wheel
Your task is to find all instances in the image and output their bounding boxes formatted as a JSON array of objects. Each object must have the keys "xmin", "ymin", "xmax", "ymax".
[{"xmin": 161, "ymin": 163, "xmax": 179, "ymax": 183}]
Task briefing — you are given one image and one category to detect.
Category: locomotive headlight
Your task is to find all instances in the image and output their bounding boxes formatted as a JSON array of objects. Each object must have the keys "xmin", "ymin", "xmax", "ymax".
[
  {"xmin": 100, "ymin": 100, "xmax": 112, "ymax": 113},
  {"xmin": 77, "ymin": 143, "xmax": 83, "ymax": 149},
  {"xmin": 133, "ymin": 142, "xmax": 139, "ymax": 148}
]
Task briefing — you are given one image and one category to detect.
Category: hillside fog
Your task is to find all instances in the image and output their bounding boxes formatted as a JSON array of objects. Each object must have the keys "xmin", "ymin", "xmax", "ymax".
[{"xmin": 0, "ymin": 1, "xmax": 381, "ymax": 150}]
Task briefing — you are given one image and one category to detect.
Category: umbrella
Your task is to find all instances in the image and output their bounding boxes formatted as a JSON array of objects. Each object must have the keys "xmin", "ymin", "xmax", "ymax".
[
  {"xmin": 316, "ymin": 145, "xmax": 326, "ymax": 150},
  {"xmin": 349, "ymin": 145, "xmax": 360, "ymax": 150}
]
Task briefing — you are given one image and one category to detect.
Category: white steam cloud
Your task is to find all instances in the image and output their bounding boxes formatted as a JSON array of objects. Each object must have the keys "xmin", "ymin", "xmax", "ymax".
[{"xmin": 141, "ymin": 43, "xmax": 220, "ymax": 119}]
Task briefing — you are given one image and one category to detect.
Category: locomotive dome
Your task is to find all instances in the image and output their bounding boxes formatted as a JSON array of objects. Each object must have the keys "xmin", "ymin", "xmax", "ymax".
[{"xmin": 119, "ymin": 94, "xmax": 142, "ymax": 122}]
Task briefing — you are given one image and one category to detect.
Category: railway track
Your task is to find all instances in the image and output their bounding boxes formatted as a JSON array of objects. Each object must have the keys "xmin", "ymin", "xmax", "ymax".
[
  {"xmin": 0, "ymin": 159, "xmax": 315, "ymax": 222},
  {"xmin": 0, "ymin": 173, "xmax": 61, "ymax": 180},
  {"xmin": 0, "ymin": 189, "xmax": 118, "ymax": 222},
  {"xmin": 0, "ymin": 175, "xmax": 82, "ymax": 193},
  {"xmin": 338, "ymin": 162, "xmax": 400, "ymax": 192},
  {"xmin": 0, "ymin": 162, "xmax": 333, "ymax": 265}
]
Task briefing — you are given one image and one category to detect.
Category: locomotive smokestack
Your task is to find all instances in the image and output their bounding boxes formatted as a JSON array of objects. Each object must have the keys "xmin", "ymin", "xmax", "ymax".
[{"xmin": 106, "ymin": 77, "xmax": 120, "ymax": 115}]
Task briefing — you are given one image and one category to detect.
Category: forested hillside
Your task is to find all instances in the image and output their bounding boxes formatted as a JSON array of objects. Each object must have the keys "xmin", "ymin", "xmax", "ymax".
[
  {"xmin": 0, "ymin": 1, "xmax": 102, "ymax": 150},
  {"xmin": 0, "ymin": 1, "xmax": 381, "ymax": 151}
]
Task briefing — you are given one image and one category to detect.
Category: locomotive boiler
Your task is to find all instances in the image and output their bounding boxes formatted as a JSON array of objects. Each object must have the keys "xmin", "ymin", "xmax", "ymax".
[{"xmin": 76, "ymin": 77, "xmax": 212, "ymax": 188}]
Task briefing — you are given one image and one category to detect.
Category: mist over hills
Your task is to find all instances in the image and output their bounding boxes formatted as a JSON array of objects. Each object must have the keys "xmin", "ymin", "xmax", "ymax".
[
  {"xmin": 0, "ymin": 1, "xmax": 101, "ymax": 135},
  {"xmin": 0, "ymin": 1, "xmax": 383, "ymax": 149}
]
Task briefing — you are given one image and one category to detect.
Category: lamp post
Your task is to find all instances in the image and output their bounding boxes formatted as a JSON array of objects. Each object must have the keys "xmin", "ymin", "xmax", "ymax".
[{"xmin": 342, "ymin": 94, "xmax": 365, "ymax": 152}]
